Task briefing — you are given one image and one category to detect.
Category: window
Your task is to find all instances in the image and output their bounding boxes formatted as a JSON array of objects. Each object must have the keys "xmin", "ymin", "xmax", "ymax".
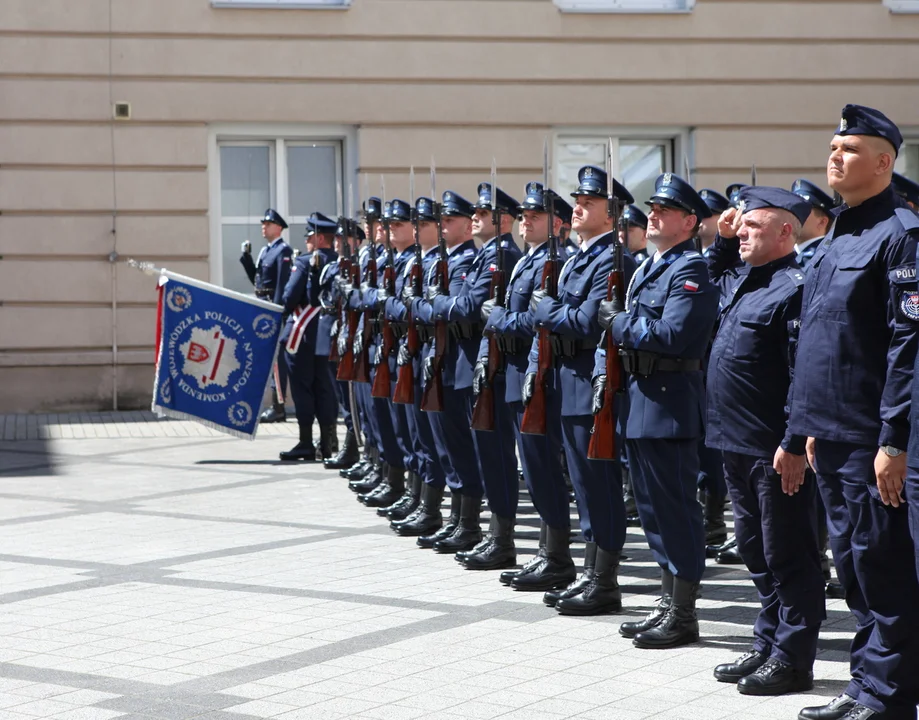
[
  {"xmin": 211, "ymin": 0, "xmax": 350, "ymax": 8},
  {"xmin": 884, "ymin": 0, "xmax": 919, "ymax": 12},
  {"xmin": 214, "ymin": 136, "xmax": 344, "ymax": 294},
  {"xmin": 555, "ymin": 135, "xmax": 674, "ymax": 210},
  {"xmin": 554, "ymin": 0, "xmax": 694, "ymax": 12},
  {"xmin": 895, "ymin": 140, "xmax": 919, "ymax": 181}
]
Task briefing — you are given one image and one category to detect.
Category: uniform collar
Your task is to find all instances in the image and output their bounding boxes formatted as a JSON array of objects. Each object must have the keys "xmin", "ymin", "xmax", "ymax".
[
  {"xmin": 748, "ymin": 251, "xmax": 798, "ymax": 278},
  {"xmin": 651, "ymin": 238, "xmax": 696, "ymax": 264},
  {"xmin": 449, "ymin": 239, "xmax": 475, "ymax": 256},
  {"xmin": 794, "ymin": 235, "xmax": 823, "ymax": 254},
  {"xmin": 579, "ymin": 230, "xmax": 613, "ymax": 253},
  {"xmin": 833, "ymin": 186, "xmax": 898, "ymax": 225}
]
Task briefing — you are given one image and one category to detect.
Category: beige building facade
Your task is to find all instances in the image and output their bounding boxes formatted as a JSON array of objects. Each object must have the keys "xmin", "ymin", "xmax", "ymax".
[{"xmin": 1, "ymin": 0, "xmax": 918, "ymax": 413}]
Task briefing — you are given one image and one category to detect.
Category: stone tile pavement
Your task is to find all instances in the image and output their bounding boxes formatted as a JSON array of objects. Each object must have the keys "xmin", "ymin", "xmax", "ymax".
[{"xmin": 0, "ymin": 412, "xmax": 855, "ymax": 720}]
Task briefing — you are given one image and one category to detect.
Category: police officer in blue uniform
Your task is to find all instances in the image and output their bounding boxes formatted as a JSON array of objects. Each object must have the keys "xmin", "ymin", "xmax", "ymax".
[
  {"xmin": 787, "ymin": 105, "xmax": 919, "ymax": 720},
  {"xmin": 279, "ymin": 212, "xmax": 339, "ymax": 461},
  {"xmin": 726, "ymin": 183, "xmax": 748, "ymax": 208},
  {"xmin": 600, "ymin": 173, "xmax": 720, "ymax": 647},
  {"xmin": 417, "ymin": 183, "xmax": 521, "ymax": 555},
  {"xmin": 241, "ymin": 209, "xmax": 293, "ymax": 423},
  {"xmin": 705, "ymin": 186, "xmax": 825, "ymax": 696},
  {"xmin": 696, "ymin": 187, "xmax": 732, "ymax": 550},
  {"xmin": 472, "ymin": 182, "xmax": 573, "ymax": 576},
  {"xmin": 353, "ymin": 200, "xmax": 412, "ymax": 508},
  {"xmin": 790, "ymin": 179, "xmax": 836, "ymax": 267},
  {"xmin": 892, "ymin": 172, "xmax": 919, "ymax": 211},
  {"xmin": 523, "ymin": 165, "xmax": 637, "ymax": 616},
  {"xmin": 403, "ymin": 192, "xmax": 481, "ymax": 549},
  {"xmin": 619, "ymin": 205, "xmax": 649, "ymax": 266}
]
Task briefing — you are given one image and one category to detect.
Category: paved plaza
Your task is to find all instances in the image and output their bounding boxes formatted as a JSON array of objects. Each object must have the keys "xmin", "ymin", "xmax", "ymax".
[{"xmin": 0, "ymin": 413, "xmax": 855, "ymax": 720}]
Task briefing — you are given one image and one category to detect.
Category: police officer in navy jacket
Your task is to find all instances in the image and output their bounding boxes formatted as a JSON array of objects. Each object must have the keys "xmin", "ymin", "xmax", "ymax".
[
  {"xmin": 892, "ymin": 172, "xmax": 919, "ymax": 212},
  {"xmin": 240, "ymin": 209, "xmax": 293, "ymax": 423},
  {"xmin": 790, "ymin": 179, "xmax": 836, "ymax": 267},
  {"xmin": 787, "ymin": 105, "xmax": 919, "ymax": 720},
  {"xmin": 471, "ymin": 182, "xmax": 573, "ymax": 576},
  {"xmin": 523, "ymin": 166, "xmax": 637, "ymax": 616},
  {"xmin": 279, "ymin": 212, "xmax": 339, "ymax": 462},
  {"xmin": 422, "ymin": 183, "xmax": 522, "ymax": 556},
  {"xmin": 600, "ymin": 173, "xmax": 720, "ymax": 647},
  {"xmin": 619, "ymin": 205, "xmax": 649, "ymax": 266},
  {"xmin": 706, "ymin": 187, "xmax": 825, "ymax": 696}
]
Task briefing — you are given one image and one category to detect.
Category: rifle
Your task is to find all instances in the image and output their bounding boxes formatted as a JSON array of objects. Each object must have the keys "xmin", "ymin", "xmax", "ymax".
[
  {"xmin": 421, "ymin": 158, "xmax": 449, "ymax": 413},
  {"xmin": 521, "ymin": 139, "xmax": 560, "ymax": 436},
  {"xmin": 393, "ymin": 167, "xmax": 423, "ymax": 404},
  {"xmin": 335, "ymin": 217, "xmax": 362, "ymax": 381},
  {"xmin": 371, "ymin": 178, "xmax": 398, "ymax": 398},
  {"xmin": 470, "ymin": 158, "xmax": 505, "ymax": 430},
  {"xmin": 328, "ymin": 219, "xmax": 351, "ymax": 364},
  {"xmin": 587, "ymin": 138, "xmax": 624, "ymax": 460},
  {"xmin": 352, "ymin": 209, "xmax": 375, "ymax": 383}
]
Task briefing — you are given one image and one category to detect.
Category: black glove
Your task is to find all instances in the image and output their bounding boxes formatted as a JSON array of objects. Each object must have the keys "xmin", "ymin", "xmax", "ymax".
[
  {"xmin": 353, "ymin": 332, "xmax": 363, "ymax": 357},
  {"xmin": 397, "ymin": 343, "xmax": 411, "ymax": 367},
  {"xmin": 598, "ymin": 293, "xmax": 624, "ymax": 331},
  {"xmin": 472, "ymin": 359, "xmax": 488, "ymax": 397},
  {"xmin": 529, "ymin": 288, "xmax": 548, "ymax": 315},
  {"xmin": 336, "ymin": 333, "xmax": 349, "ymax": 358},
  {"xmin": 522, "ymin": 372, "xmax": 536, "ymax": 407},
  {"xmin": 423, "ymin": 356, "xmax": 434, "ymax": 383},
  {"xmin": 480, "ymin": 298, "xmax": 496, "ymax": 325},
  {"xmin": 426, "ymin": 284, "xmax": 446, "ymax": 302},
  {"xmin": 592, "ymin": 374, "xmax": 607, "ymax": 415}
]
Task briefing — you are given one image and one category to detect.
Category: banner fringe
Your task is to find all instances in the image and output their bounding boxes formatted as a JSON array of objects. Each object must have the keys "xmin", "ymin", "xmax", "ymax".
[{"xmin": 151, "ymin": 404, "xmax": 257, "ymax": 441}]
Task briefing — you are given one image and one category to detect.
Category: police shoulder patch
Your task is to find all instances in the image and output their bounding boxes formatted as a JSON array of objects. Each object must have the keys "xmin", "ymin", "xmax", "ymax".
[{"xmin": 899, "ymin": 289, "xmax": 919, "ymax": 322}]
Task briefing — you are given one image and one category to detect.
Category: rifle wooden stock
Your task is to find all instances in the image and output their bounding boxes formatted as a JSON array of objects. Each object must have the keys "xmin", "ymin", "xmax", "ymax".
[
  {"xmin": 371, "ymin": 266, "xmax": 397, "ymax": 399},
  {"xmin": 328, "ymin": 254, "xmax": 350, "ymax": 364},
  {"xmin": 470, "ymin": 269, "xmax": 506, "ymax": 431},
  {"xmin": 393, "ymin": 261, "xmax": 423, "ymax": 405},
  {"xmin": 353, "ymin": 253, "xmax": 378, "ymax": 383},
  {"xmin": 420, "ymin": 260, "xmax": 449, "ymax": 413},
  {"xmin": 520, "ymin": 256, "xmax": 560, "ymax": 435},
  {"xmin": 335, "ymin": 310, "xmax": 359, "ymax": 381},
  {"xmin": 587, "ymin": 269, "xmax": 625, "ymax": 460}
]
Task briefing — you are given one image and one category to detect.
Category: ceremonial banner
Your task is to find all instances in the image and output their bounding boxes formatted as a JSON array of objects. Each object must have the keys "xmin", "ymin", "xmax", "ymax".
[{"xmin": 152, "ymin": 271, "xmax": 283, "ymax": 439}]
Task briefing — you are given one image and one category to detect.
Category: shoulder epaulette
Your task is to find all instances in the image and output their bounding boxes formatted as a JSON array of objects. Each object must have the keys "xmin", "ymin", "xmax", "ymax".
[
  {"xmin": 894, "ymin": 207, "xmax": 919, "ymax": 232},
  {"xmin": 785, "ymin": 268, "xmax": 806, "ymax": 287}
]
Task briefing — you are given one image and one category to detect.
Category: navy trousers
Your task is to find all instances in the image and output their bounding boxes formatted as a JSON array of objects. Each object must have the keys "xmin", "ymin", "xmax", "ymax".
[
  {"xmin": 514, "ymin": 400, "xmax": 569, "ymax": 532},
  {"xmin": 906, "ymin": 463, "xmax": 919, "ymax": 581},
  {"xmin": 815, "ymin": 440, "xmax": 919, "ymax": 716},
  {"xmin": 698, "ymin": 440, "xmax": 727, "ymax": 499},
  {"xmin": 272, "ymin": 344, "xmax": 289, "ymax": 400},
  {"xmin": 562, "ymin": 412, "xmax": 625, "ymax": 552},
  {"xmin": 723, "ymin": 452, "xmax": 825, "ymax": 670},
  {"xmin": 469, "ymin": 375, "xmax": 518, "ymax": 519},
  {"xmin": 334, "ymin": 378, "xmax": 354, "ymax": 434},
  {"xmin": 390, "ymin": 381, "xmax": 423, "ymax": 477},
  {"xmin": 427, "ymin": 386, "xmax": 483, "ymax": 497},
  {"xmin": 368, "ymin": 368, "xmax": 404, "ymax": 470},
  {"xmin": 627, "ymin": 437, "xmax": 706, "ymax": 582},
  {"xmin": 405, "ymin": 379, "xmax": 448, "ymax": 489},
  {"xmin": 283, "ymin": 347, "xmax": 337, "ymax": 432}
]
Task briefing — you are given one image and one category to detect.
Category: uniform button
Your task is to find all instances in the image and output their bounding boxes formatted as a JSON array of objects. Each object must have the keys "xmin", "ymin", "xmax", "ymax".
[
  {"xmin": 661, "ymin": 386, "xmax": 666, "ymax": 392},
  {"xmin": 650, "ymin": 300, "xmax": 656, "ymax": 305}
]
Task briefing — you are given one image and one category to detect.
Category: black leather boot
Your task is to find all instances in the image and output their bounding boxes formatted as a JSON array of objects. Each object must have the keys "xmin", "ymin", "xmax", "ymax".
[
  {"xmin": 716, "ymin": 537, "xmax": 744, "ymax": 565},
  {"xmin": 318, "ymin": 423, "xmax": 338, "ymax": 460},
  {"xmin": 632, "ymin": 576, "xmax": 700, "ymax": 649},
  {"xmin": 417, "ymin": 491, "xmax": 459, "ymax": 547},
  {"xmin": 324, "ymin": 430, "xmax": 359, "ymax": 470},
  {"xmin": 737, "ymin": 658, "xmax": 813, "ymax": 696},
  {"xmin": 361, "ymin": 465, "xmax": 405, "ymax": 508},
  {"xmin": 511, "ymin": 525, "xmax": 576, "ymax": 591},
  {"xmin": 343, "ymin": 446, "xmax": 376, "ymax": 480},
  {"xmin": 349, "ymin": 462, "xmax": 382, "ymax": 493},
  {"xmin": 393, "ymin": 483, "xmax": 444, "ymax": 536},
  {"xmin": 279, "ymin": 425, "xmax": 316, "ymax": 461},
  {"xmin": 433, "ymin": 495, "xmax": 482, "ymax": 554},
  {"xmin": 797, "ymin": 693, "xmax": 857, "ymax": 720},
  {"xmin": 704, "ymin": 491, "xmax": 728, "ymax": 547},
  {"xmin": 713, "ymin": 649, "xmax": 768, "ymax": 683},
  {"xmin": 620, "ymin": 568, "xmax": 673, "ymax": 638},
  {"xmin": 622, "ymin": 468, "xmax": 640, "ymax": 526},
  {"xmin": 381, "ymin": 472, "xmax": 421, "ymax": 520},
  {"xmin": 500, "ymin": 521, "xmax": 546, "ymax": 585},
  {"xmin": 259, "ymin": 389, "xmax": 287, "ymax": 423},
  {"xmin": 461, "ymin": 514, "xmax": 516, "ymax": 570},
  {"xmin": 544, "ymin": 542, "xmax": 596, "ymax": 607},
  {"xmin": 555, "ymin": 547, "xmax": 622, "ymax": 616}
]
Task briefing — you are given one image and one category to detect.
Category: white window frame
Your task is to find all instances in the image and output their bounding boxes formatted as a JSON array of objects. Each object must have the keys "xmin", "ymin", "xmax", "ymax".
[
  {"xmin": 211, "ymin": 0, "xmax": 351, "ymax": 9},
  {"xmin": 554, "ymin": 0, "xmax": 695, "ymax": 13},
  {"xmin": 884, "ymin": 0, "xmax": 919, "ymax": 13},
  {"xmin": 208, "ymin": 123, "xmax": 358, "ymax": 288},
  {"xmin": 552, "ymin": 127, "xmax": 691, "ymax": 189}
]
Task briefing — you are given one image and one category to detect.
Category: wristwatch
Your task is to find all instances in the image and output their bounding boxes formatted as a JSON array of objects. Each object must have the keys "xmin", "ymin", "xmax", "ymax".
[{"xmin": 880, "ymin": 445, "xmax": 904, "ymax": 458}]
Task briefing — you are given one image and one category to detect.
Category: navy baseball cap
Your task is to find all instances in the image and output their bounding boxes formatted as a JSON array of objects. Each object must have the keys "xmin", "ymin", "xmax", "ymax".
[
  {"xmin": 646, "ymin": 173, "xmax": 712, "ymax": 219},
  {"xmin": 836, "ymin": 104, "xmax": 903, "ymax": 156},
  {"xmin": 736, "ymin": 186, "xmax": 813, "ymax": 226}
]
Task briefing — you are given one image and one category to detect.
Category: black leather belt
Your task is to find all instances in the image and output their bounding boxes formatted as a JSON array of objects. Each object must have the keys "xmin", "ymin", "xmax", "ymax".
[
  {"xmin": 550, "ymin": 335, "xmax": 596, "ymax": 358},
  {"xmin": 619, "ymin": 349, "xmax": 701, "ymax": 377}
]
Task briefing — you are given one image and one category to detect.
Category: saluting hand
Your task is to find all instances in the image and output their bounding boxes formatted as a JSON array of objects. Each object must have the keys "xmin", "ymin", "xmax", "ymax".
[
  {"xmin": 241, "ymin": 240, "xmax": 252, "ymax": 255},
  {"xmin": 875, "ymin": 450, "xmax": 907, "ymax": 508},
  {"xmin": 717, "ymin": 207, "xmax": 743, "ymax": 239},
  {"xmin": 773, "ymin": 447, "xmax": 806, "ymax": 496}
]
